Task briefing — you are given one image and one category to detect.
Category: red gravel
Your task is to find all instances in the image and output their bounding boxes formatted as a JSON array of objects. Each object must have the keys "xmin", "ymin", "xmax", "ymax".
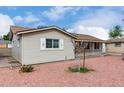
[{"xmin": 0, "ymin": 55, "xmax": 124, "ymax": 87}]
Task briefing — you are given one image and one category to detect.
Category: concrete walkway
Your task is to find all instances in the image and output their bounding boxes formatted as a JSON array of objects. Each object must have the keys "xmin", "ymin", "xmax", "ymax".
[{"xmin": 0, "ymin": 57, "xmax": 21, "ymax": 68}]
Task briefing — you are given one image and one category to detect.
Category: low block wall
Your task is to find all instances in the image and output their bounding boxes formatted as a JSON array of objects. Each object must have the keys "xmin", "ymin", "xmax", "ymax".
[
  {"xmin": 76, "ymin": 51, "xmax": 102, "ymax": 57},
  {"xmin": 0, "ymin": 48, "xmax": 11, "ymax": 57},
  {"xmin": 106, "ymin": 52, "xmax": 122, "ymax": 56}
]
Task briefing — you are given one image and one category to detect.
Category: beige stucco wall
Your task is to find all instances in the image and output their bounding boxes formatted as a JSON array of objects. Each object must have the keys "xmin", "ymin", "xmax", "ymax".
[
  {"xmin": 21, "ymin": 29, "xmax": 75, "ymax": 65},
  {"xmin": 12, "ymin": 34, "xmax": 22, "ymax": 62},
  {"xmin": 106, "ymin": 43, "xmax": 124, "ymax": 53}
]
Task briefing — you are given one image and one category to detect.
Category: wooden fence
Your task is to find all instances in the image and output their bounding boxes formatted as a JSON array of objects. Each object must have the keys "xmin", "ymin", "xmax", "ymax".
[{"xmin": 0, "ymin": 48, "xmax": 11, "ymax": 57}]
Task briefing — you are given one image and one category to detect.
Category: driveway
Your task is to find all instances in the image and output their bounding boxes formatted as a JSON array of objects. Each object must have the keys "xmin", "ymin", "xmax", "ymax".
[
  {"xmin": 0, "ymin": 57, "xmax": 21, "ymax": 68},
  {"xmin": 0, "ymin": 55, "xmax": 124, "ymax": 87}
]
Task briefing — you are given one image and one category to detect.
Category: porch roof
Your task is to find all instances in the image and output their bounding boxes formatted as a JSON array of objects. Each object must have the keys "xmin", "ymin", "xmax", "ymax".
[{"xmin": 70, "ymin": 33, "xmax": 104, "ymax": 42}]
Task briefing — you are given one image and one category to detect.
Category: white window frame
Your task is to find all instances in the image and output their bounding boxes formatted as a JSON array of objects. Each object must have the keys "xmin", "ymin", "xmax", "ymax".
[
  {"xmin": 46, "ymin": 38, "xmax": 60, "ymax": 49},
  {"xmin": 40, "ymin": 38, "xmax": 64, "ymax": 50}
]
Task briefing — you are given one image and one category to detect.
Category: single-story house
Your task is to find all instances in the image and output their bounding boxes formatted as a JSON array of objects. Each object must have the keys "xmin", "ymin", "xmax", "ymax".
[
  {"xmin": 106, "ymin": 38, "xmax": 124, "ymax": 54},
  {"xmin": 9, "ymin": 26, "xmax": 105, "ymax": 65}
]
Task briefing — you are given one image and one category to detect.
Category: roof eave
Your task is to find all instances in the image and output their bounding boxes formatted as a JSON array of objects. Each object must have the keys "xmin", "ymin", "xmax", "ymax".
[
  {"xmin": 16, "ymin": 27, "xmax": 77, "ymax": 39},
  {"xmin": 106, "ymin": 41, "xmax": 124, "ymax": 43},
  {"xmin": 74, "ymin": 39, "xmax": 105, "ymax": 42}
]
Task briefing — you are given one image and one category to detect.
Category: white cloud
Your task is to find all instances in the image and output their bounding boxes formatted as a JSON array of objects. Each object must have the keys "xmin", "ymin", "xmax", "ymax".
[
  {"xmin": 13, "ymin": 12, "xmax": 40, "ymax": 24},
  {"xmin": 25, "ymin": 14, "xmax": 40, "ymax": 23},
  {"xmin": 0, "ymin": 14, "xmax": 14, "ymax": 35},
  {"xmin": 42, "ymin": 6, "xmax": 80, "ymax": 21},
  {"xmin": 75, "ymin": 8, "xmax": 124, "ymax": 28},
  {"xmin": 30, "ymin": 21, "xmax": 46, "ymax": 28},
  {"xmin": 13, "ymin": 16, "xmax": 23, "ymax": 22},
  {"xmin": 68, "ymin": 26, "xmax": 109, "ymax": 40},
  {"xmin": 6, "ymin": 6, "xmax": 17, "ymax": 10},
  {"xmin": 69, "ymin": 8, "xmax": 124, "ymax": 40}
]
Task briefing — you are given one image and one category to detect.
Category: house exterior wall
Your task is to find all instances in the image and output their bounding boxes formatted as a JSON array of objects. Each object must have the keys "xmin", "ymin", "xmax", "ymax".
[
  {"xmin": 12, "ymin": 34, "xmax": 22, "ymax": 62},
  {"xmin": 106, "ymin": 43, "xmax": 124, "ymax": 54},
  {"xmin": 21, "ymin": 29, "xmax": 75, "ymax": 65}
]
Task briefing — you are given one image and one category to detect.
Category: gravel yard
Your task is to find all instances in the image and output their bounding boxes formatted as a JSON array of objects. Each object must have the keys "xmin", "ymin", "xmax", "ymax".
[{"xmin": 0, "ymin": 56, "xmax": 124, "ymax": 87}]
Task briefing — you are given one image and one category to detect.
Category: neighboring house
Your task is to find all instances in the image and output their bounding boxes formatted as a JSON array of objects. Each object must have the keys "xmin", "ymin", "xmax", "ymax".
[
  {"xmin": 0, "ymin": 39, "xmax": 12, "ymax": 48},
  {"xmin": 9, "ymin": 26, "xmax": 105, "ymax": 65},
  {"xmin": 106, "ymin": 38, "xmax": 124, "ymax": 54},
  {"xmin": 0, "ymin": 39, "xmax": 12, "ymax": 57}
]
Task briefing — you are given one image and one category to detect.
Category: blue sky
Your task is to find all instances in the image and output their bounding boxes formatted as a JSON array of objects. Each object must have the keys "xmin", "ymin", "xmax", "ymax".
[{"xmin": 0, "ymin": 6, "xmax": 124, "ymax": 40}]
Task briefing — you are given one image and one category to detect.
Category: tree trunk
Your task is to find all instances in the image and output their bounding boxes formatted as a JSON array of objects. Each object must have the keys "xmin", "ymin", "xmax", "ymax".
[{"xmin": 83, "ymin": 48, "xmax": 85, "ymax": 68}]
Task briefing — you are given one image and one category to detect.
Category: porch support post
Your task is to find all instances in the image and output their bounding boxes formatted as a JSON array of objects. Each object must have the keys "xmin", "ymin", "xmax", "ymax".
[
  {"xmin": 102, "ymin": 43, "xmax": 106, "ymax": 53},
  {"xmin": 92, "ymin": 42, "xmax": 95, "ymax": 52},
  {"xmin": 89, "ymin": 42, "xmax": 94, "ymax": 53},
  {"xmin": 100, "ymin": 43, "xmax": 102, "ymax": 51}
]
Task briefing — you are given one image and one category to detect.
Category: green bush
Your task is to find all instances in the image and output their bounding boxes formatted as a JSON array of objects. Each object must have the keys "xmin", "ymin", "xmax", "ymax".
[
  {"xmin": 20, "ymin": 65, "xmax": 34, "ymax": 73},
  {"xmin": 68, "ymin": 66, "xmax": 94, "ymax": 73}
]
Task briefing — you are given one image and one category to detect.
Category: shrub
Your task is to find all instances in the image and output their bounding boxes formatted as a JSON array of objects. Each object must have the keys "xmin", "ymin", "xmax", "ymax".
[
  {"xmin": 20, "ymin": 65, "xmax": 34, "ymax": 73},
  {"xmin": 68, "ymin": 67, "xmax": 79, "ymax": 72}
]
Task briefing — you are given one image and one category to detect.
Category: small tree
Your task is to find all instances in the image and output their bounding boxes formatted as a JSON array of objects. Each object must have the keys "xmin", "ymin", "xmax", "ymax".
[
  {"xmin": 81, "ymin": 42, "xmax": 88, "ymax": 68},
  {"xmin": 69, "ymin": 41, "xmax": 94, "ymax": 73},
  {"xmin": 109, "ymin": 25, "xmax": 123, "ymax": 38},
  {"xmin": 75, "ymin": 42, "xmax": 88, "ymax": 68},
  {"xmin": 3, "ymin": 35, "xmax": 9, "ymax": 40}
]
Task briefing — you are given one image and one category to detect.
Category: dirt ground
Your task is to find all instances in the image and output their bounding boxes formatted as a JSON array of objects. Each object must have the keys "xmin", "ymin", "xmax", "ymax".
[{"xmin": 0, "ymin": 55, "xmax": 124, "ymax": 87}]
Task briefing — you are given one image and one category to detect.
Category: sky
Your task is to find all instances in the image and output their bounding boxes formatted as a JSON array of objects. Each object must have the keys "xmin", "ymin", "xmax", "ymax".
[{"xmin": 0, "ymin": 6, "xmax": 124, "ymax": 40}]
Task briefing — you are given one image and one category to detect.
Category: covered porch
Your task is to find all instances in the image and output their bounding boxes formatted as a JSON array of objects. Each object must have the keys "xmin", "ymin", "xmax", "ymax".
[{"xmin": 75, "ymin": 40, "xmax": 103, "ymax": 57}]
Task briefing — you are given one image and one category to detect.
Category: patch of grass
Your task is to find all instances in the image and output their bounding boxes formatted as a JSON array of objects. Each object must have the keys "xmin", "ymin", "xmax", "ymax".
[
  {"xmin": 79, "ymin": 67, "xmax": 94, "ymax": 73},
  {"xmin": 68, "ymin": 66, "xmax": 94, "ymax": 73}
]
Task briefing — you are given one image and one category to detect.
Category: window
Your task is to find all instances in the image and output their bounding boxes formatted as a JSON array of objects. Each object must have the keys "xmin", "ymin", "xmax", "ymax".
[
  {"xmin": 46, "ymin": 39, "xmax": 52, "ymax": 48},
  {"xmin": 94, "ymin": 42, "xmax": 100, "ymax": 49},
  {"xmin": 46, "ymin": 39, "xmax": 59, "ymax": 48},
  {"xmin": 53, "ymin": 39, "xmax": 59, "ymax": 48},
  {"xmin": 115, "ymin": 42, "xmax": 121, "ymax": 47},
  {"xmin": 85, "ymin": 43, "xmax": 90, "ymax": 49},
  {"xmin": 40, "ymin": 38, "xmax": 63, "ymax": 50}
]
